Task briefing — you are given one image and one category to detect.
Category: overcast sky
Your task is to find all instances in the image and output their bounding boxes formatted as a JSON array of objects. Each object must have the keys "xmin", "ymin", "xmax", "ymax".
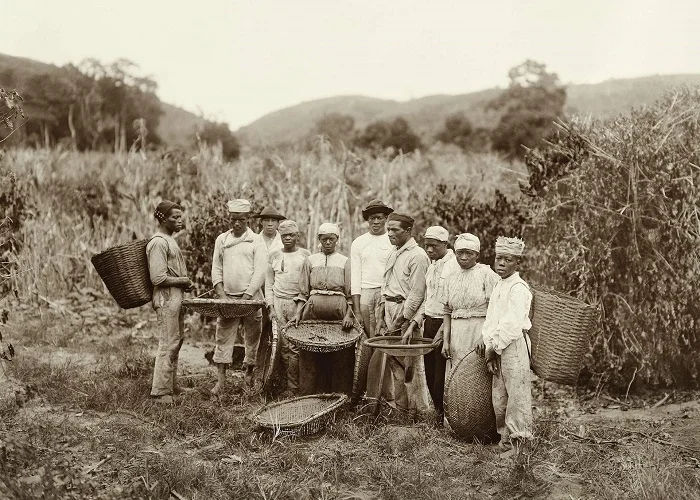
[{"xmin": 4, "ymin": 0, "xmax": 698, "ymax": 129}]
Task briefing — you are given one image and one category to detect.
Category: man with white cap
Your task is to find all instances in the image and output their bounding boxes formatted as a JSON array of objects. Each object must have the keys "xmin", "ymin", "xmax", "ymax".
[
  {"xmin": 441, "ymin": 233, "xmax": 499, "ymax": 368},
  {"xmin": 265, "ymin": 219, "xmax": 310, "ymax": 396},
  {"xmin": 480, "ymin": 236, "xmax": 533, "ymax": 456},
  {"xmin": 210, "ymin": 199, "xmax": 268, "ymax": 393},
  {"xmin": 404, "ymin": 225, "xmax": 456, "ymax": 420}
]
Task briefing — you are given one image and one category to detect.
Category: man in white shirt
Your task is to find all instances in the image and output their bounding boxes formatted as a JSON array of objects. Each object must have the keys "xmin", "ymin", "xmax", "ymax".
[
  {"xmin": 211, "ymin": 199, "xmax": 268, "ymax": 393},
  {"xmin": 350, "ymin": 199, "xmax": 394, "ymax": 338}
]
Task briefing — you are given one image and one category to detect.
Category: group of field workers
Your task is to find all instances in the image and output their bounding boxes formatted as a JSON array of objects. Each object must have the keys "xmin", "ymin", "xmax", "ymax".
[{"xmin": 145, "ymin": 198, "xmax": 533, "ymax": 454}]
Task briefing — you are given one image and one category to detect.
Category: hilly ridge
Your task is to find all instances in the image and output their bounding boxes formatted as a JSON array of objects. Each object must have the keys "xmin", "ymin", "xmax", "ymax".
[{"xmin": 238, "ymin": 74, "xmax": 700, "ymax": 145}]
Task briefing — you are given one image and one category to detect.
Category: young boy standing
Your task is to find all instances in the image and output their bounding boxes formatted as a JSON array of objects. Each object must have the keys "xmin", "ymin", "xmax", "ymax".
[
  {"xmin": 265, "ymin": 220, "xmax": 310, "ymax": 396},
  {"xmin": 481, "ymin": 236, "xmax": 533, "ymax": 452}
]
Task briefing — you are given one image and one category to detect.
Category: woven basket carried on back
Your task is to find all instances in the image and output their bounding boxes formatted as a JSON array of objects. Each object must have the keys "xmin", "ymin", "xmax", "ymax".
[
  {"xmin": 252, "ymin": 393, "xmax": 348, "ymax": 437},
  {"xmin": 181, "ymin": 298, "xmax": 264, "ymax": 319},
  {"xmin": 91, "ymin": 239, "xmax": 152, "ymax": 309},
  {"xmin": 529, "ymin": 287, "xmax": 598, "ymax": 385},
  {"xmin": 258, "ymin": 317, "xmax": 280, "ymax": 393},
  {"xmin": 363, "ymin": 336, "xmax": 436, "ymax": 357},
  {"xmin": 283, "ymin": 321, "xmax": 362, "ymax": 353},
  {"xmin": 444, "ymin": 350, "xmax": 498, "ymax": 442}
]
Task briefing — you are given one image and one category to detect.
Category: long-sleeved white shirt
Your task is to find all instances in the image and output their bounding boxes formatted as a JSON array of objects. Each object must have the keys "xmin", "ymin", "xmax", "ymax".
[
  {"xmin": 211, "ymin": 228, "xmax": 267, "ymax": 298},
  {"xmin": 350, "ymin": 232, "xmax": 393, "ymax": 295},
  {"xmin": 265, "ymin": 247, "xmax": 311, "ymax": 305},
  {"xmin": 482, "ymin": 272, "xmax": 532, "ymax": 355}
]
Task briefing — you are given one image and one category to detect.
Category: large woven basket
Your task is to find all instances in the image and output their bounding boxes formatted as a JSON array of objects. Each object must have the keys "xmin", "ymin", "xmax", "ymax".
[
  {"xmin": 252, "ymin": 393, "xmax": 348, "ymax": 437},
  {"xmin": 258, "ymin": 317, "xmax": 280, "ymax": 393},
  {"xmin": 529, "ymin": 287, "xmax": 598, "ymax": 385},
  {"xmin": 444, "ymin": 350, "xmax": 497, "ymax": 442},
  {"xmin": 91, "ymin": 239, "xmax": 152, "ymax": 309},
  {"xmin": 283, "ymin": 320, "xmax": 362, "ymax": 353},
  {"xmin": 181, "ymin": 298, "xmax": 264, "ymax": 319},
  {"xmin": 363, "ymin": 336, "xmax": 435, "ymax": 357}
]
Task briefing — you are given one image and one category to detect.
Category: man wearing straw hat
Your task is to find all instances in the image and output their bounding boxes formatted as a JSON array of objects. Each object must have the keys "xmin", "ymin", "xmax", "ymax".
[
  {"xmin": 211, "ymin": 199, "xmax": 268, "ymax": 393},
  {"xmin": 350, "ymin": 199, "xmax": 394, "ymax": 339},
  {"xmin": 255, "ymin": 206, "xmax": 285, "ymax": 253},
  {"xmin": 368, "ymin": 212, "xmax": 431, "ymax": 413},
  {"xmin": 479, "ymin": 236, "xmax": 533, "ymax": 456},
  {"xmin": 265, "ymin": 219, "xmax": 310, "ymax": 396}
]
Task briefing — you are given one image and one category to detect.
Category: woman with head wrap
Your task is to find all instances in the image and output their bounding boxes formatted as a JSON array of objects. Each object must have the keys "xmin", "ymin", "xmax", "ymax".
[
  {"xmin": 293, "ymin": 223, "xmax": 356, "ymax": 395},
  {"xmin": 441, "ymin": 233, "xmax": 499, "ymax": 379},
  {"xmin": 147, "ymin": 200, "xmax": 194, "ymax": 404}
]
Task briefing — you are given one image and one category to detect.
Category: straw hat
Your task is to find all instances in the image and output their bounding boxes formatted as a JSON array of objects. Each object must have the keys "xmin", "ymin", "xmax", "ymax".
[{"xmin": 255, "ymin": 206, "xmax": 286, "ymax": 220}]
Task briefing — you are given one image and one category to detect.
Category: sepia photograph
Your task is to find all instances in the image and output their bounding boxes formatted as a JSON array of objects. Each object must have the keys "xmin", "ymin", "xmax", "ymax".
[{"xmin": 0, "ymin": 1, "xmax": 698, "ymax": 498}]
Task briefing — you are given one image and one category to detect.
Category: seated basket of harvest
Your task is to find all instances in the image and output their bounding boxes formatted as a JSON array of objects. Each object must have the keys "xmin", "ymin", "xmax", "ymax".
[
  {"xmin": 283, "ymin": 320, "xmax": 363, "ymax": 353},
  {"xmin": 251, "ymin": 393, "xmax": 348, "ymax": 437},
  {"xmin": 444, "ymin": 349, "xmax": 498, "ymax": 442},
  {"xmin": 181, "ymin": 298, "xmax": 265, "ymax": 319},
  {"xmin": 91, "ymin": 239, "xmax": 152, "ymax": 309},
  {"xmin": 529, "ymin": 287, "xmax": 598, "ymax": 386},
  {"xmin": 363, "ymin": 335, "xmax": 435, "ymax": 357}
]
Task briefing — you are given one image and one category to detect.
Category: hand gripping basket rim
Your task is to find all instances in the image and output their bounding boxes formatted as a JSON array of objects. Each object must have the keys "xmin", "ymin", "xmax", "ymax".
[
  {"xmin": 443, "ymin": 349, "xmax": 497, "ymax": 442},
  {"xmin": 181, "ymin": 298, "xmax": 265, "ymax": 319},
  {"xmin": 363, "ymin": 335, "xmax": 436, "ymax": 357},
  {"xmin": 252, "ymin": 393, "xmax": 348, "ymax": 437},
  {"xmin": 529, "ymin": 287, "xmax": 598, "ymax": 386},
  {"xmin": 283, "ymin": 320, "xmax": 363, "ymax": 353},
  {"xmin": 90, "ymin": 239, "xmax": 152, "ymax": 309}
]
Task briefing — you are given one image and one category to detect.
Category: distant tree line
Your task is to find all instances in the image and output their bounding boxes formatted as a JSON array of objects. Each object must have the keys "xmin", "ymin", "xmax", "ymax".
[{"xmin": 311, "ymin": 60, "xmax": 567, "ymax": 159}]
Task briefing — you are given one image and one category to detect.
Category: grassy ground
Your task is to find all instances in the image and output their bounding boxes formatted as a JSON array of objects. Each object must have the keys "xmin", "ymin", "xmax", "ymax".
[{"xmin": 1, "ymin": 306, "xmax": 699, "ymax": 499}]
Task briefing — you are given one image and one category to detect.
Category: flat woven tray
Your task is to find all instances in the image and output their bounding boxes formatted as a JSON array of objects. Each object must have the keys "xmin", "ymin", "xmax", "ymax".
[
  {"xmin": 181, "ymin": 298, "xmax": 264, "ymax": 318},
  {"xmin": 283, "ymin": 320, "xmax": 362, "ymax": 353},
  {"xmin": 352, "ymin": 331, "xmax": 372, "ymax": 399},
  {"xmin": 529, "ymin": 287, "xmax": 598, "ymax": 385},
  {"xmin": 444, "ymin": 350, "xmax": 498, "ymax": 442},
  {"xmin": 252, "ymin": 393, "xmax": 348, "ymax": 437},
  {"xmin": 259, "ymin": 316, "xmax": 280, "ymax": 393},
  {"xmin": 363, "ymin": 336, "xmax": 435, "ymax": 357},
  {"xmin": 91, "ymin": 239, "xmax": 152, "ymax": 309}
]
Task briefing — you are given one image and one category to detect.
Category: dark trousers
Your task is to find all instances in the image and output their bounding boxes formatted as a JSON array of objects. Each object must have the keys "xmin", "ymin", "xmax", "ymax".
[{"xmin": 423, "ymin": 316, "xmax": 446, "ymax": 417}]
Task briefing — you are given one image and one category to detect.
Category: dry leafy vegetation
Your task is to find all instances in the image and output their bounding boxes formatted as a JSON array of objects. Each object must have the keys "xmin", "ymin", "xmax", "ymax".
[{"xmin": 1, "ymin": 89, "xmax": 700, "ymax": 499}]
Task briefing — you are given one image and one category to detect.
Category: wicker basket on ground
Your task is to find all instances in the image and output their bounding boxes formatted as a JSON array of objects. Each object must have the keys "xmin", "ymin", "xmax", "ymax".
[
  {"xmin": 91, "ymin": 239, "xmax": 152, "ymax": 309},
  {"xmin": 444, "ymin": 350, "xmax": 498, "ymax": 442},
  {"xmin": 529, "ymin": 287, "xmax": 598, "ymax": 385},
  {"xmin": 252, "ymin": 393, "xmax": 348, "ymax": 437},
  {"xmin": 283, "ymin": 320, "xmax": 362, "ymax": 353},
  {"xmin": 258, "ymin": 317, "xmax": 280, "ymax": 393},
  {"xmin": 352, "ymin": 331, "xmax": 371, "ymax": 399},
  {"xmin": 181, "ymin": 298, "xmax": 264, "ymax": 319}
]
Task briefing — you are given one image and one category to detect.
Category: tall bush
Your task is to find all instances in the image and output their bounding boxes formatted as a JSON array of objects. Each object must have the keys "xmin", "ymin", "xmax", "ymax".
[{"xmin": 526, "ymin": 88, "xmax": 700, "ymax": 389}]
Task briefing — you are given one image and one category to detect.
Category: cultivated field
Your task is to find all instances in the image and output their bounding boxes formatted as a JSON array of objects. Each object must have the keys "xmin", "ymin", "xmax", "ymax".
[{"xmin": 1, "ymin": 138, "xmax": 699, "ymax": 499}]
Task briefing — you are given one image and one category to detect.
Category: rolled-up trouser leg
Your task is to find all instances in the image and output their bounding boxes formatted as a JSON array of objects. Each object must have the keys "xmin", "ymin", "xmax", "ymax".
[
  {"xmin": 213, "ymin": 316, "xmax": 240, "ymax": 364},
  {"xmin": 151, "ymin": 288, "xmax": 184, "ymax": 397},
  {"xmin": 274, "ymin": 296, "xmax": 299, "ymax": 393},
  {"xmin": 492, "ymin": 337, "xmax": 533, "ymax": 443}
]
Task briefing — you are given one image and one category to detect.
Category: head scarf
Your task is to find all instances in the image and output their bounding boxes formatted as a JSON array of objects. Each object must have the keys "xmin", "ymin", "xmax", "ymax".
[
  {"xmin": 495, "ymin": 236, "xmax": 525, "ymax": 256},
  {"xmin": 387, "ymin": 212, "xmax": 415, "ymax": 227},
  {"xmin": 424, "ymin": 226, "xmax": 449, "ymax": 242},
  {"xmin": 154, "ymin": 200, "xmax": 181, "ymax": 222},
  {"xmin": 278, "ymin": 220, "xmax": 299, "ymax": 235},
  {"xmin": 227, "ymin": 199, "xmax": 251, "ymax": 213},
  {"xmin": 455, "ymin": 233, "xmax": 480, "ymax": 252},
  {"xmin": 318, "ymin": 222, "xmax": 340, "ymax": 236}
]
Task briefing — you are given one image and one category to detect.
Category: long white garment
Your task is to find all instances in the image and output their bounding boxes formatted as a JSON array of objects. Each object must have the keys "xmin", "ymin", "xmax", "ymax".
[
  {"xmin": 481, "ymin": 272, "xmax": 532, "ymax": 354},
  {"xmin": 350, "ymin": 232, "xmax": 393, "ymax": 295}
]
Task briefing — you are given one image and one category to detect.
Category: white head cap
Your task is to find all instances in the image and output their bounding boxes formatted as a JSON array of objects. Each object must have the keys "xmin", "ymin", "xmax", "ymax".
[
  {"xmin": 227, "ymin": 199, "xmax": 251, "ymax": 213},
  {"xmin": 494, "ymin": 236, "xmax": 525, "ymax": 256},
  {"xmin": 454, "ymin": 233, "xmax": 480, "ymax": 252},
  {"xmin": 318, "ymin": 222, "xmax": 340, "ymax": 236},
  {"xmin": 424, "ymin": 226, "xmax": 449, "ymax": 242}
]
